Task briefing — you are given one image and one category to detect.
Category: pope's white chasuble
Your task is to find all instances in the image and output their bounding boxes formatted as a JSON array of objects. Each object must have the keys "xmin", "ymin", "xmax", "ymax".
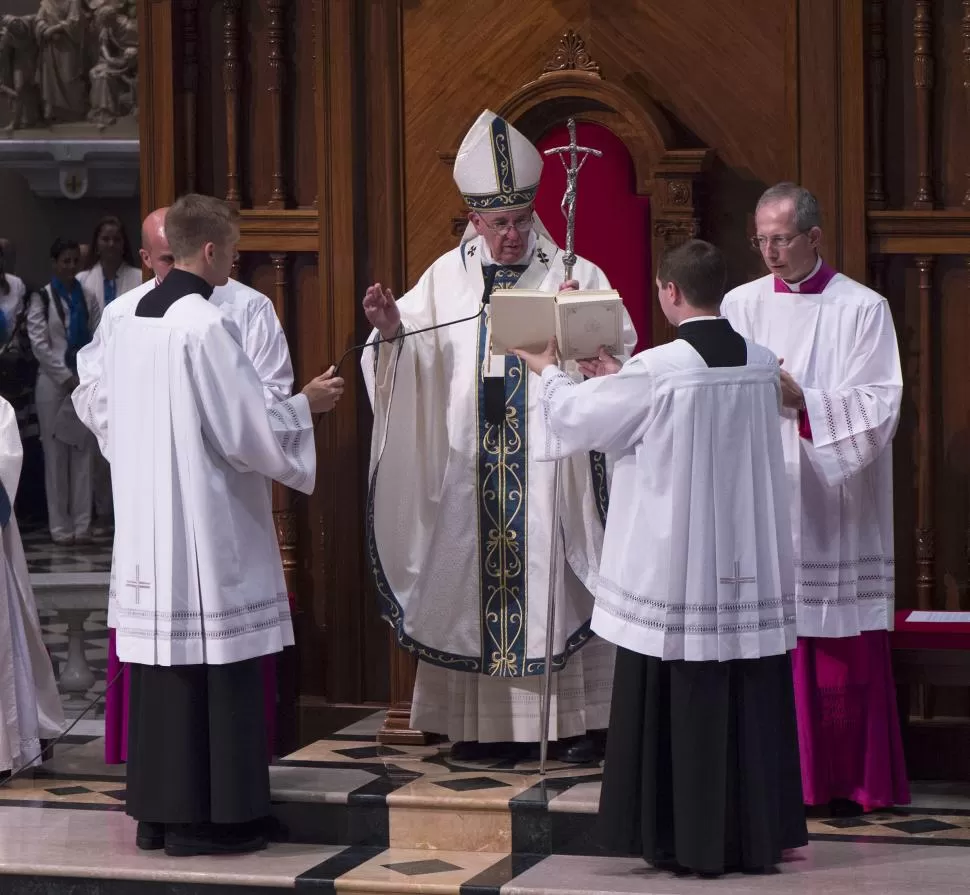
[{"xmin": 362, "ymin": 232, "xmax": 636, "ymax": 737}]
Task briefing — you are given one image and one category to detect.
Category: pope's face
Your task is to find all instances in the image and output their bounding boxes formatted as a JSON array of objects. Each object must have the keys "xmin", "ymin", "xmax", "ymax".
[{"xmin": 471, "ymin": 207, "xmax": 533, "ymax": 265}]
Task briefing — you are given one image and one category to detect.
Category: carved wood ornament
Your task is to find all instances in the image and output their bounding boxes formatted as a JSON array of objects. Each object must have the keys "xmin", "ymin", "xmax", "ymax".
[
  {"xmin": 267, "ymin": 0, "xmax": 287, "ymax": 208},
  {"xmin": 223, "ymin": 0, "xmax": 242, "ymax": 204},
  {"xmin": 866, "ymin": 0, "xmax": 886, "ymax": 209},
  {"xmin": 180, "ymin": 0, "xmax": 199, "ymax": 193},
  {"xmin": 912, "ymin": 1, "xmax": 935, "ymax": 209},
  {"xmin": 542, "ymin": 30, "xmax": 602, "ymax": 76}
]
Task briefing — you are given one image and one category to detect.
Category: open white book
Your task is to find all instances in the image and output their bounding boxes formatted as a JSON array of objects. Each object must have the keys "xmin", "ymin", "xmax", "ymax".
[{"xmin": 489, "ymin": 288, "xmax": 624, "ymax": 361}]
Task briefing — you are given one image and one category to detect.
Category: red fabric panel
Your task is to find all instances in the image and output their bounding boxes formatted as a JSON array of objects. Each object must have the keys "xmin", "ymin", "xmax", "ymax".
[
  {"xmin": 891, "ymin": 609, "xmax": 970, "ymax": 651},
  {"xmin": 534, "ymin": 123, "xmax": 652, "ymax": 352},
  {"xmin": 798, "ymin": 408, "xmax": 813, "ymax": 441}
]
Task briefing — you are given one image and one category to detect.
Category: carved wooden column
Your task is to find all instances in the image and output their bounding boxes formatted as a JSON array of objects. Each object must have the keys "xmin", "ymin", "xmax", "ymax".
[
  {"xmin": 869, "ymin": 254, "xmax": 886, "ymax": 294},
  {"xmin": 650, "ymin": 155, "xmax": 712, "ymax": 346},
  {"xmin": 270, "ymin": 253, "xmax": 298, "ymax": 591},
  {"xmin": 866, "ymin": 0, "xmax": 887, "ymax": 209},
  {"xmin": 913, "ymin": 2, "xmax": 935, "ymax": 209},
  {"xmin": 915, "ymin": 256, "xmax": 936, "ymax": 610},
  {"xmin": 964, "ymin": 3, "xmax": 970, "ymax": 207},
  {"xmin": 180, "ymin": 0, "xmax": 199, "ymax": 193},
  {"xmin": 223, "ymin": 0, "xmax": 242, "ymax": 204},
  {"xmin": 267, "ymin": 0, "xmax": 287, "ymax": 208},
  {"xmin": 271, "ymin": 251, "xmax": 298, "ymax": 754}
]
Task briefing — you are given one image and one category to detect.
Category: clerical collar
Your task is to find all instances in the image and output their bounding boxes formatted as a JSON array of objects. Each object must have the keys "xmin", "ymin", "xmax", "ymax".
[
  {"xmin": 164, "ymin": 268, "xmax": 215, "ymax": 299},
  {"xmin": 480, "ymin": 229, "xmax": 537, "ymax": 267},
  {"xmin": 136, "ymin": 268, "xmax": 214, "ymax": 319},
  {"xmin": 678, "ymin": 315, "xmax": 721, "ymax": 326},
  {"xmin": 774, "ymin": 256, "xmax": 837, "ymax": 294}
]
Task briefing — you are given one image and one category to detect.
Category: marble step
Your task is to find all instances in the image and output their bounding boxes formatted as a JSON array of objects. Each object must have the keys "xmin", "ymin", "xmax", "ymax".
[
  {"xmin": 1, "ymin": 811, "xmax": 970, "ymax": 895},
  {"xmin": 269, "ymin": 739, "xmax": 601, "ymax": 853}
]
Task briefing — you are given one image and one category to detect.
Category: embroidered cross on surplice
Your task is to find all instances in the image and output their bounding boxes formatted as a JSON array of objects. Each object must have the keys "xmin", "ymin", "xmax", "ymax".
[
  {"xmin": 126, "ymin": 565, "xmax": 152, "ymax": 605},
  {"xmin": 719, "ymin": 561, "xmax": 756, "ymax": 601}
]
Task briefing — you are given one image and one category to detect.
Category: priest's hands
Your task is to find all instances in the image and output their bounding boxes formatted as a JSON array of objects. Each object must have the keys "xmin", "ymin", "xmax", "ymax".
[
  {"xmin": 363, "ymin": 283, "xmax": 402, "ymax": 343},
  {"xmin": 513, "ymin": 338, "xmax": 559, "ymax": 375},
  {"xmin": 577, "ymin": 347, "xmax": 622, "ymax": 378},
  {"xmin": 559, "ymin": 280, "xmax": 580, "ymax": 292},
  {"xmin": 302, "ymin": 366, "xmax": 345, "ymax": 413},
  {"xmin": 777, "ymin": 358, "xmax": 806, "ymax": 410}
]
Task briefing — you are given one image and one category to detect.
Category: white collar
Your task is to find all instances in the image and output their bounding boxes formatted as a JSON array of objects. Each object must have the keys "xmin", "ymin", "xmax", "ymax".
[
  {"xmin": 783, "ymin": 255, "xmax": 822, "ymax": 292},
  {"xmin": 480, "ymin": 229, "xmax": 537, "ymax": 266},
  {"xmin": 678, "ymin": 315, "xmax": 721, "ymax": 325}
]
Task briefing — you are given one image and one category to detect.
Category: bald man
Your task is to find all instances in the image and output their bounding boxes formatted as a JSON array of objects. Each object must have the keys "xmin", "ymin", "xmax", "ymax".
[{"xmin": 73, "ymin": 206, "xmax": 294, "ymax": 770}]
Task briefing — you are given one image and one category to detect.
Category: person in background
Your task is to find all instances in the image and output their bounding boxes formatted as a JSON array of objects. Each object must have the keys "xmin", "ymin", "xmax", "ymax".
[
  {"xmin": 78, "ymin": 216, "xmax": 139, "ymax": 537},
  {"xmin": 78, "ymin": 215, "xmax": 141, "ymax": 311},
  {"xmin": 26, "ymin": 238, "xmax": 101, "ymax": 546}
]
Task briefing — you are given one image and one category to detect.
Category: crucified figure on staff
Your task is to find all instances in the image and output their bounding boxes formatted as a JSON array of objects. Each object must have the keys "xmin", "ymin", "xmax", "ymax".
[
  {"xmin": 536, "ymin": 117, "xmax": 603, "ymax": 775},
  {"xmin": 543, "ymin": 118, "xmax": 603, "ymax": 281}
]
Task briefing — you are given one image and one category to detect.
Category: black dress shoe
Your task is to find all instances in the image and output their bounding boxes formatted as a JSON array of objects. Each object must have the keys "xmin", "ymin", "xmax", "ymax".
[
  {"xmin": 135, "ymin": 821, "xmax": 165, "ymax": 850},
  {"xmin": 163, "ymin": 822, "xmax": 267, "ymax": 857},
  {"xmin": 554, "ymin": 729, "xmax": 607, "ymax": 764}
]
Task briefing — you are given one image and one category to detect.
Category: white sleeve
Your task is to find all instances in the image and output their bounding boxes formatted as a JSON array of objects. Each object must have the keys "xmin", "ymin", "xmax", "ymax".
[
  {"xmin": 535, "ymin": 357, "xmax": 655, "ymax": 459},
  {"xmin": 72, "ymin": 305, "xmax": 113, "ymax": 455},
  {"xmin": 190, "ymin": 318, "xmax": 317, "ymax": 494},
  {"xmin": 244, "ymin": 299, "xmax": 295, "ymax": 406},
  {"xmin": 800, "ymin": 299, "xmax": 902, "ymax": 486}
]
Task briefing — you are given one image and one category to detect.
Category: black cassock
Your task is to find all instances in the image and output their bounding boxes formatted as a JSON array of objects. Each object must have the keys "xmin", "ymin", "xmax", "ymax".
[
  {"xmin": 597, "ymin": 318, "xmax": 808, "ymax": 876},
  {"xmin": 123, "ymin": 269, "xmax": 270, "ymax": 828}
]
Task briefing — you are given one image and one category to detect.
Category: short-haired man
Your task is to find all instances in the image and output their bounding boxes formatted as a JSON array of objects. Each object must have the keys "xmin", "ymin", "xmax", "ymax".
[
  {"xmin": 73, "ymin": 193, "xmax": 344, "ymax": 857},
  {"xmin": 517, "ymin": 239, "xmax": 808, "ymax": 876},
  {"xmin": 74, "ymin": 204, "xmax": 294, "ymax": 766},
  {"xmin": 722, "ymin": 183, "xmax": 908, "ymax": 815}
]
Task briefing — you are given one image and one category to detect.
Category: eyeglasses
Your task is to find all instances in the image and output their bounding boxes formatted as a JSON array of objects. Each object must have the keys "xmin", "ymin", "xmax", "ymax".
[
  {"xmin": 479, "ymin": 217, "xmax": 533, "ymax": 235},
  {"xmin": 750, "ymin": 232, "xmax": 807, "ymax": 252}
]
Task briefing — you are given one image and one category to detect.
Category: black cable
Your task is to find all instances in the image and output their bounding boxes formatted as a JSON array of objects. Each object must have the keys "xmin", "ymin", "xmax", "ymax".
[
  {"xmin": 331, "ymin": 303, "xmax": 487, "ymax": 378},
  {"xmin": 0, "ymin": 666, "xmax": 125, "ymax": 788}
]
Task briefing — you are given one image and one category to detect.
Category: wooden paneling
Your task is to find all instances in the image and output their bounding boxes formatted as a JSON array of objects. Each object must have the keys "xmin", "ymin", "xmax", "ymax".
[
  {"xmin": 139, "ymin": 0, "xmax": 970, "ymax": 773},
  {"xmin": 864, "ymin": 0, "xmax": 970, "ymax": 775}
]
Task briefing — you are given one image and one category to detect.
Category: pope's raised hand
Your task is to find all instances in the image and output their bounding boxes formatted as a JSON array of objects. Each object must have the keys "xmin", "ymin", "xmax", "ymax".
[
  {"xmin": 301, "ymin": 366, "xmax": 345, "ymax": 414},
  {"xmin": 362, "ymin": 282, "xmax": 402, "ymax": 341}
]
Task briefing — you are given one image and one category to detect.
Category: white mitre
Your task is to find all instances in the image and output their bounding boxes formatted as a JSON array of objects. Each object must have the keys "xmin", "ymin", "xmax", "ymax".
[{"xmin": 453, "ymin": 110, "xmax": 543, "ymax": 212}]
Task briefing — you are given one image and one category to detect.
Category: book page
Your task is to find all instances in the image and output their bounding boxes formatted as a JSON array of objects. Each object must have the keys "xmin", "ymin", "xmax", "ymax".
[
  {"xmin": 554, "ymin": 292, "xmax": 623, "ymax": 361},
  {"xmin": 906, "ymin": 611, "xmax": 970, "ymax": 624},
  {"xmin": 488, "ymin": 290, "xmax": 556, "ymax": 355}
]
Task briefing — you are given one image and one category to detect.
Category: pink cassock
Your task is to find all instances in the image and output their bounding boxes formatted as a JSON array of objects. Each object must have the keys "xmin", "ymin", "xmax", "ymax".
[{"xmin": 772, "ymin": 263, "xmax": 910, "ymax": 812}]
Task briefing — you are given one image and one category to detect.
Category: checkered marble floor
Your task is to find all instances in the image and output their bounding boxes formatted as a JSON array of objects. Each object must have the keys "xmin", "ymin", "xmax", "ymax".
[
  {"xmin": 2, "ymin": 712, "xmax": 970, "ymax": 893},
  {"xmin": 21, "ymin": 525, "xmax": 112, "ymax": 725},
  {"xmin": 21, "ymin": 527, "xmax": 113, "ymax": 575}
]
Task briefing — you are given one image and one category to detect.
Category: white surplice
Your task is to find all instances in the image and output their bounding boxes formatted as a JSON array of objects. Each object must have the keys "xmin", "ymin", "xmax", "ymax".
[
  {"xmin": 361, "ymin": 229, "xmax": 636, "ymax": 742},
  {"xmin": 74, "ymin": 285, "xmax": 315, "ymax": 666},
  {"xmin": 722, "ymin": 266, "xmax": 902, "ymax": 638},
  {"xmin": 0, "ymin": 396, "xmax": 65, "ymax": 771},
  {"xmin": 534, "ymin": 338, "xmax": 797, "ymax": 661},
  {"xmin": 74, "ymin": 275, "xmax": 293, "ymax": 451}
]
